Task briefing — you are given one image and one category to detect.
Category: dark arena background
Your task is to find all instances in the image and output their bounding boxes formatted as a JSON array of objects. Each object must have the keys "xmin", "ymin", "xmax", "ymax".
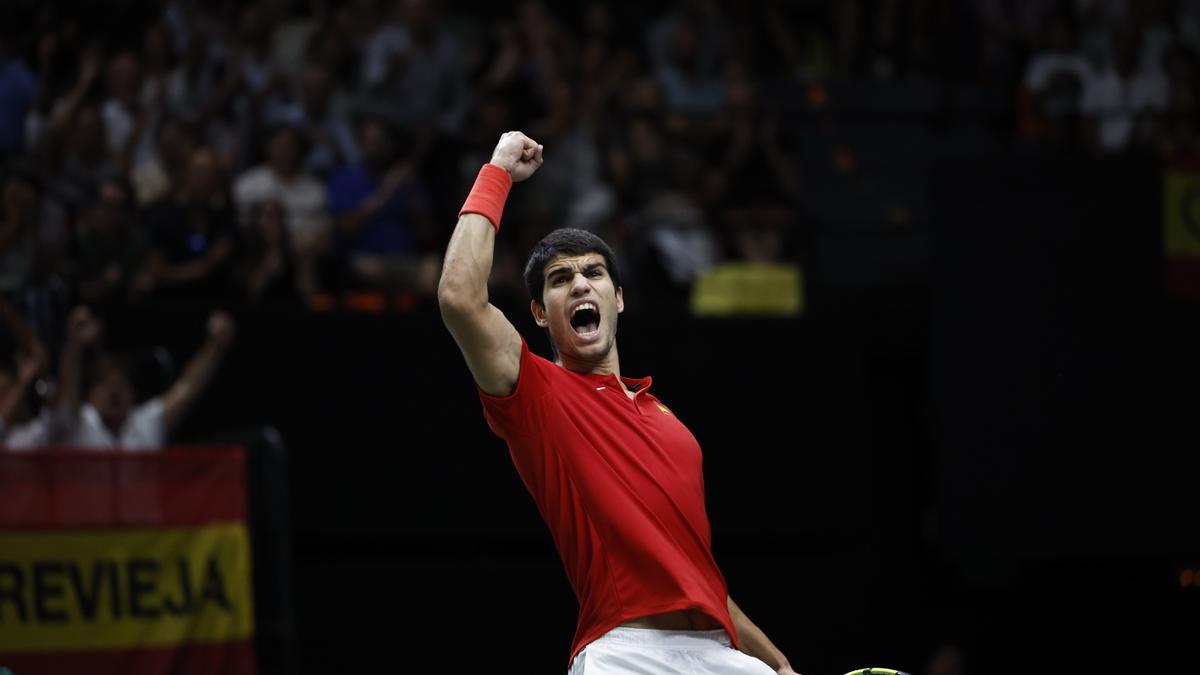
[{"xmin": 0, "ymin": 1, "xmax": 1198, "ymax": 674}]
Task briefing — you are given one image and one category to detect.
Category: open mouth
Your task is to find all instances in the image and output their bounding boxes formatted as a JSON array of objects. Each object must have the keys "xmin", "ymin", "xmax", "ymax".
[{"xmin": 570, "ymin": 302, "xmax": 601, "ymax": 337}]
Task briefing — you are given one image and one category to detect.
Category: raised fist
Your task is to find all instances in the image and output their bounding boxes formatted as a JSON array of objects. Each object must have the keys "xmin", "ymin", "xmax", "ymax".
[
  {"xmin": 207, "ymin": 311, "xmax": 237, "ymax": 346},
  {"xmin": 489, "ymin": 131, "xmax": 544, "ymax": 182}
]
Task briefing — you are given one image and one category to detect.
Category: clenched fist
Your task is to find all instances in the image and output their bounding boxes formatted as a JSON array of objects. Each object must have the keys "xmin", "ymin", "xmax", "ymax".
[
  {"xmin": 207, "ymin": 311, "xmax": 237, "ymax": 347},
  {"xmin": 489, "ymin": 131, "xmax": 544, "ymax": 182}
]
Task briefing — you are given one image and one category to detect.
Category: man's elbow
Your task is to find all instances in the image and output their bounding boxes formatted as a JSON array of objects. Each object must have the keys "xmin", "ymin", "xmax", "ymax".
[{"xmin": 436, "ymin": 275, "xmax": 484, "ymax": 317}]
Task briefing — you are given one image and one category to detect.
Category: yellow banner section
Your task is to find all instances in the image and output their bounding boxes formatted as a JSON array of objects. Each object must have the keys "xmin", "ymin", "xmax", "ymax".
[
  {"xmin": 1164, "ymin": 169, "xmax": 1200, "ymax": 257},
  {"xmin": 0, "ymin": 522, "xmax": 254, "ymax": 652},
  {"xmin": 691, "ymin": 262, "xmax": 804, "ymax": 317}
]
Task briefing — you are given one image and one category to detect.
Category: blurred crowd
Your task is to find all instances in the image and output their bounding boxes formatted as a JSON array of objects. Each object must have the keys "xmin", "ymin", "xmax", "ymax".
[
  {"xmin": 1, "ymin": 1, "xmax": 1197, "ymax": 314},
  {"xmin": 3, "ymin": 0, "xmax": 1200, "ymax": 449}
]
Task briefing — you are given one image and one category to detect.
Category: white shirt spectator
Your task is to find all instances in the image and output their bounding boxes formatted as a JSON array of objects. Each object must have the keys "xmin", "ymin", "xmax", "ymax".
[
  {"xmin": 233, "ymin": 166, "xmax": 329, "ymax": 241},
  {"xmin": 1082, "ymin": 67, "xmax": 1170, "ymax": 150},
  {"xmin": 1, "ymin": 409, "xmax": 53, "ymax": 448},
  {"xmin": 0, "ymin": 403, "xmax": 108, "ymax": 450},
  {"xmin": 63, "ymin": 398, "xmax": 165, "ymax": 451}
]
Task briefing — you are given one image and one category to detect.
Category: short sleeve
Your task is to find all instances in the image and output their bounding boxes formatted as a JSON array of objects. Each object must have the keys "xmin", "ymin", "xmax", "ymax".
[
  {"xmin": 123, "ymin": 398, "xmax": 166, "ymax": 450},
  {"xmin": 477, "ymin": 336, "xmax": 555, "ymax": 440},
  {"xmin": 1, "ymin": 410, "xmax": 52, "ymax": 450}
]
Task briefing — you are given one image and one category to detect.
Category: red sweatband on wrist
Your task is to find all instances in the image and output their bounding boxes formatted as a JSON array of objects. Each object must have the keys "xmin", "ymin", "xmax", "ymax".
[{"xmin": 459, "ymin": 163, "xmax": 513, "ymax": 231}]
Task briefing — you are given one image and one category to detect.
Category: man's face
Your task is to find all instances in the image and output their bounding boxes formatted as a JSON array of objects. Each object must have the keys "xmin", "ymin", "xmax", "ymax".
[
  {"xmin": 267, "ymin": 130, "xmax": 299, "ymax": 174},
  {"xmin": 532, "ymin": 252, "xmax": 623, "ymax": 363},
  {"xmin": 361, "ymin": 121, "xmax": 394, "ymax": 170},
  {"xmin": 87, "ymin": 370, "xmax": 135, "ymax": 429}
]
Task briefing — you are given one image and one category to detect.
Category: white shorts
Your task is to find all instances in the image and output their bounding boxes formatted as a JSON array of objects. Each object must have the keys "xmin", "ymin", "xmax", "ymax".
[{"xmin": 567, "ymin": 627, "xmax": 777, "ymax": 675}]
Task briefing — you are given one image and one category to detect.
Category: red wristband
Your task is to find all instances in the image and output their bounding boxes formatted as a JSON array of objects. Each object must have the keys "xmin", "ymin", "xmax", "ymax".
[{"xmin": 459, "ymin": 163, "xmax": 513, "ymax": 231}]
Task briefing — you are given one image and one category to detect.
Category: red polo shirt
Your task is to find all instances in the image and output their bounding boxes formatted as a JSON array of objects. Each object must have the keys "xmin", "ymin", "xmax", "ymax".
[{"xmin": 478, "ymin": 337, "xmax": 737, "ymax": 667}]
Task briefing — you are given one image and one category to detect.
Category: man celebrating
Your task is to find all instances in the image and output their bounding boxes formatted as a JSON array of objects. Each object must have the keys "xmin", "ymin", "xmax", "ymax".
[{"xmin": 438, "ymin": 132, "xmax": 798, "ymax": 675}]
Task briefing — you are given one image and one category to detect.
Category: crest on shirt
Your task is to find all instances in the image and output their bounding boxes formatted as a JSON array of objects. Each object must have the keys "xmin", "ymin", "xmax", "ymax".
[{"xmin": 655, "ymin": 403, "xmax": 672, "ymax": 415}]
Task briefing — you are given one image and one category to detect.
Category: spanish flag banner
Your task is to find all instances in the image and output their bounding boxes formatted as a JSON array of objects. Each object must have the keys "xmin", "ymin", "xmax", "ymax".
[
  {"xmin": 0, "ymin": 447, "xmax": 255, "ymax": 675},
  {"xmin": 1164, "ymin": 164, "xmax": 1200, "ymax": 297}
]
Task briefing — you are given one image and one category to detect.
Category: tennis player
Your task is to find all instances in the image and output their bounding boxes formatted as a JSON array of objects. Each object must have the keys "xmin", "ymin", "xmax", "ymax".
[{"xmin": 439, "ymin": 131, "xmax": 799, "ymax": 675}]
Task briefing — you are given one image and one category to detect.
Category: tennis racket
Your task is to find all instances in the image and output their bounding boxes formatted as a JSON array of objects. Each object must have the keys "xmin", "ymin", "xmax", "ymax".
[{"xmin": 843, "ymin": 669, "xmax": 911, "ymax": 675}]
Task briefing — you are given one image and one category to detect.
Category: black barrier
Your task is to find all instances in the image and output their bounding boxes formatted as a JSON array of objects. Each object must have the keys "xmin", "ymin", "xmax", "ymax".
[{"xmin": 201, "ymin": 428, "xmax": 297, "ymax": 675}]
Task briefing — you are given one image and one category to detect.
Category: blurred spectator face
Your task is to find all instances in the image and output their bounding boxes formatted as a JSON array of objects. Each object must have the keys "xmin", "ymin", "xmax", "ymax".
[
  {"xmin": 267, "ymin": 128, "xmax": 301, "ymax": 177},
  {"xmin": 87, "ymin": 363, "xmax": 135, "ymax": 430},
  {"xmin": 628, "ymin": 118, "xmax": 663, "ymax": 163},
  {"xmin": 184, "ymin": 148, "xmax": 221, "ymax": 200},
  {"xmin": 360, "ymin": 119, "xmax": 395, "ymax": 172},
  {"xmin": 157, "ymin": 119, "xmax": 197, "ymax": 171},
  {"xmin": 92, "ymin": 180, "xmax": 131, "ymax": 236},
  {"xmin": 107, "ymin": 53, "xmax": 142, "ymax": 103}
]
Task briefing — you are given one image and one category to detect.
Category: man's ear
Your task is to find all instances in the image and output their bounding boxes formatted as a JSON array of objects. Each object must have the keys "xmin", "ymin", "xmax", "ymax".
[
  {"xmin": 531, "ymin": 299, "xmax": 548, "ymax": 327},
  {"xmin": 616, "ymin": 286, "xmax": 624, "ymax": 314}
]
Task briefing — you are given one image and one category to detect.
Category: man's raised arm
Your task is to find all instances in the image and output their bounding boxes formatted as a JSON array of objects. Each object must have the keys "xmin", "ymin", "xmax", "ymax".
[{"xmin": 438, "ymin": 132, "xmax": 543, "ymax": 396}]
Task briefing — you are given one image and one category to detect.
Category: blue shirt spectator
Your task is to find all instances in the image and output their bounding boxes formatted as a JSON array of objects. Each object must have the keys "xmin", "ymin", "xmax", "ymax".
[
  {"xmin": 0, "ymin": 58, "xmax": 35, "ymax": 155},
  {"xmin": 326, "ymin": 118, "xmax": 419, "ymax": 256}
]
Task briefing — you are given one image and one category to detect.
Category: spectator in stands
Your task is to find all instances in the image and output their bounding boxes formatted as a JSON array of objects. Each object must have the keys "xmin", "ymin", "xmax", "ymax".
[
  {"xmin": 7, "ymin": 306, "xmax": 237, "ymax": 450},
  {"xmin": 51, "ymin": 104, "xmax": 120, "ymax": 209},
  {"xmin": 328, "ymin": 116, "xmax": 435, "ymax": 294},
  {"xmin": 263, "ymin": 58, "xmax": 359, "ymax": 178},
  {"xmin": 236, "ymin": 199, "xmax": 305, "ymax": 305},
  {"xmin": 652, "ymin": 12, "xmax": 726, "ymax": 117},
  {"xmin": 135, "ymin": 147, "xmax": 237, "ymax": 298},
  {"xmin": 101, "ymin": 51, "xmax": 155, "ymax": 174},
  {"xmin": 234, "ymin": 124, "xmax": 330, "ymax": 256},
  {"xmin": 362, "ymin": 0, "xmax": 470, "ymax": 135},
  {"xmin": 130, "ymin": 116, "xmax": 199, "ymax": 208},
  {"xmin": 1081, "ymin": 24, "xmax": 1169, "ymax": 152},
  {"xmin": 76, "ymin": 176, "xmax": 151, "ymax": 306},
  {"xmin": 0, "ymin": 299, "xmax": 50, "ymax": 446},
  {"xmin": 0, "ymin": 36, "xmax": 37, "ymax": 158},
  {"xmin": 0, "ymin": 167, "xmax": 40, "ymax": 296}
]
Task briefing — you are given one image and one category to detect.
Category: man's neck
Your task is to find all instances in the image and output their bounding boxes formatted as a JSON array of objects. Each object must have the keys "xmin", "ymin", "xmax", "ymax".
[{"xmin": 556, "ymin": 342, "xmax": 622, "ymax": 383}]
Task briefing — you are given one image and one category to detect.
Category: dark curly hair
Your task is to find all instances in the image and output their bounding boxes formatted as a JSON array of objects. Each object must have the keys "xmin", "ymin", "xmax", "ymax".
[{"xmin": 523, "ymin": 228, "xmax": 622, "ymax": 308}]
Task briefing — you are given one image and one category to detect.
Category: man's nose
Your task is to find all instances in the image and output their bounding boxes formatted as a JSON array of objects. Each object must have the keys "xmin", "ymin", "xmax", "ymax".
[{"xmin": 570, "ymin": 273, "xmax": 590, "ymax": 294}]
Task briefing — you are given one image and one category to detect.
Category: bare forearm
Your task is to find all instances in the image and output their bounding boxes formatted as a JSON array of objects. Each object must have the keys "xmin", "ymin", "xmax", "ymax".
[
  {"xmin": 162, "ymin": 337, "xmax": 228, "ymax": 433},
  {"xmin": 437, "ymin": 212, "xmax": 496, "ymax": 311},
  {"xmin": 728, "ymin": 596, "xmax": 792, "ymax": 674}
]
